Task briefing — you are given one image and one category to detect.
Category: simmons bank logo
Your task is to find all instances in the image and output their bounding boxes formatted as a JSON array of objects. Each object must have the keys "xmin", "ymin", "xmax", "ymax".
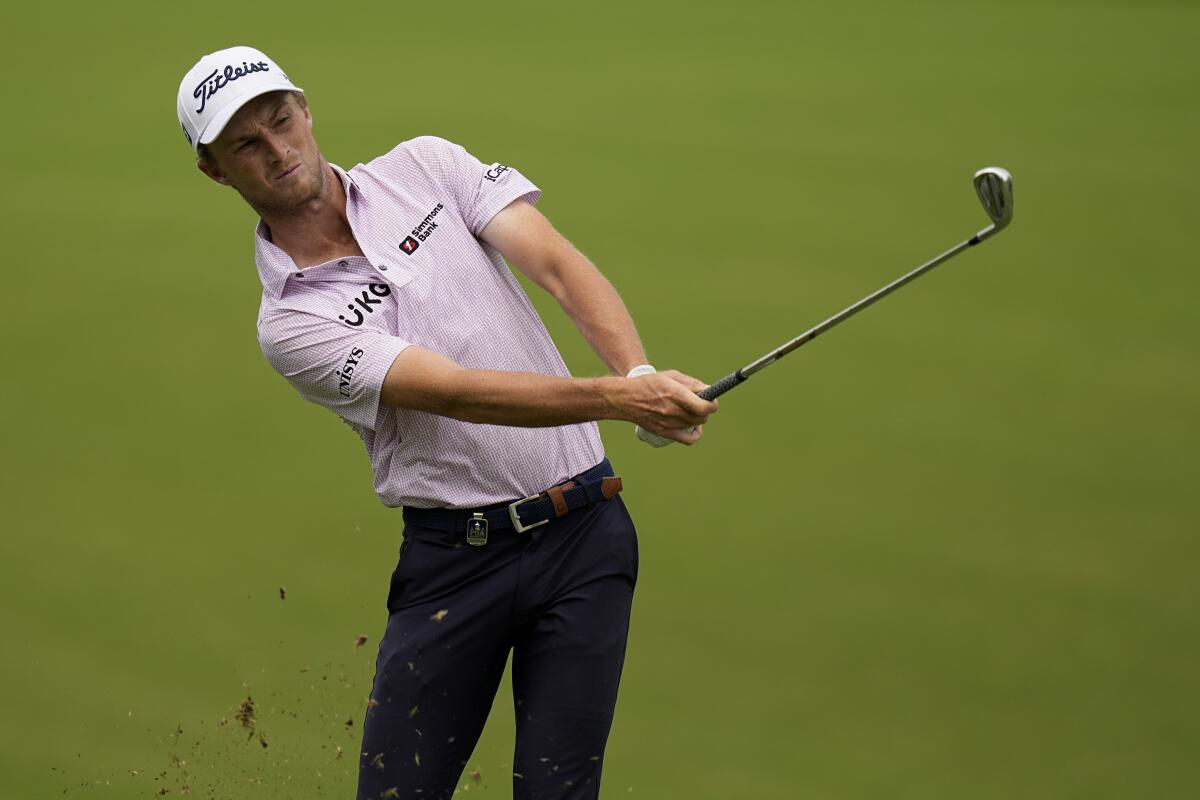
[{"xmin": 399, "ymin": 203, "xmax": 445, "ymax": 254}]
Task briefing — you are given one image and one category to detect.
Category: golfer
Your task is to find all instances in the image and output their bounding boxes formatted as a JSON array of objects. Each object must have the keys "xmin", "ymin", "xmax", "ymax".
[{"xmin": 178, "ymin": 46, "xmax": 716, "ymax": 799}]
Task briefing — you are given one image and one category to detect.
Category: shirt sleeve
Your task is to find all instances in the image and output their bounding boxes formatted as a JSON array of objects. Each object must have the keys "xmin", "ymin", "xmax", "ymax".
[
  {"xmin": 258, "ymin": 310, "xmax": 411, "ymax": 431},
  {"xmin": 407, "ymin": 135, "xmax": 542, "ymax": 236}
]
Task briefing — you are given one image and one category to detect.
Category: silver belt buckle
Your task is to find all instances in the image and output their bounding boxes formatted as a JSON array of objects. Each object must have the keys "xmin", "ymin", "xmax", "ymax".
[
  {"xmin": 507, "ymin": 495, "xmax": 549, "ymax": 534},
  {"xmin": 466, "ymin": 512, "xmax": 489, "ymax": 547}
]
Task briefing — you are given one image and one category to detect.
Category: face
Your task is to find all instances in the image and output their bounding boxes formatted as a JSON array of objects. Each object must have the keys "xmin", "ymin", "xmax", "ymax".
[{"xmin": 198, "ymin": 91, "xmax": 326, "ymax": 214}]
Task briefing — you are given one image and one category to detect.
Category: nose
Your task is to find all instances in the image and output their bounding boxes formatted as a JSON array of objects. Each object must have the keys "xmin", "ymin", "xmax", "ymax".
[{"xmin": 262, "ymin": 130, "xmax": 290, "ymax": 164}]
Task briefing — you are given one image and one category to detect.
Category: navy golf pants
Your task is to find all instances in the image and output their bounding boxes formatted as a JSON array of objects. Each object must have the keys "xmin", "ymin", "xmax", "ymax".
[{"xmin": 356, "ymin": 492, "xmax": 639, "ymax": 800}]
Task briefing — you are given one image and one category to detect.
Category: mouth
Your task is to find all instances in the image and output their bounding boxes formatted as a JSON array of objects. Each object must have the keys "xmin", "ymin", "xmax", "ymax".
[{"xmin": 276, "ymin": 163, "xmax": 301, "ymax": 181}]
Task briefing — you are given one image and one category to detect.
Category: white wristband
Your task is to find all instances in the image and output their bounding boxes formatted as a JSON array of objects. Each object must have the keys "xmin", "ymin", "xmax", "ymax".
[{"xmin": 626, "ymin": 364, "xmax": 657, "ymax": 379}]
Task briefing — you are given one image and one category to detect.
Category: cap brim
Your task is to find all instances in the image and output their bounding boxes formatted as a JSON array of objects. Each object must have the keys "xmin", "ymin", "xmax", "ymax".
[{"xmin": 196, "ymin": 82, "xmax": 305, "ymax": 147}]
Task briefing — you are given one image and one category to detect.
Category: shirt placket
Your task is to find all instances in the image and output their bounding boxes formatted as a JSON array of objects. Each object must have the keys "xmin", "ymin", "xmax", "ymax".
[{"xmin": 345, "ymin": 182, "xmax": 413, "ymax": 293}]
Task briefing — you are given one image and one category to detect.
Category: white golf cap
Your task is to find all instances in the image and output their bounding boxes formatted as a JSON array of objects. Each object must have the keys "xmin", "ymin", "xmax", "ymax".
[{"xmin": 176, "ymin": 45, "xmax": 303, "ymax": 152}]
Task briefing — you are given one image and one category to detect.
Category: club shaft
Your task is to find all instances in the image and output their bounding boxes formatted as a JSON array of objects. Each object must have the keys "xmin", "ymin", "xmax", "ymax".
[{"xmin": 698, "ymin": 227, "xmax": 991, "ymax": 401}]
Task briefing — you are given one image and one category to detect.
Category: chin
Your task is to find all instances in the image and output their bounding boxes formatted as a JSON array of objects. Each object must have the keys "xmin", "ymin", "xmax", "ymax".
[
  {"xmin": 288, "ymin": 161, "xmax": 326, "ymax": 203},
  {"xmin": 240, "ymin": 160, "xmax": 326, "ymax": 214}
]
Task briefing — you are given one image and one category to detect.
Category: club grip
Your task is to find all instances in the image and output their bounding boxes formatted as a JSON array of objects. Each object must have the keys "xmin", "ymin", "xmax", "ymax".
[{"xmin": 699, "ymin": 371, "xmax": 746, "ymax": 401}]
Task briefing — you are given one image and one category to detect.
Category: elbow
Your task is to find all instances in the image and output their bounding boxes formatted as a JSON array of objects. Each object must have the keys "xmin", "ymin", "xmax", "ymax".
[{"xmin": 536, "ymin": 266, "xmax": 568, "ymax": 305}]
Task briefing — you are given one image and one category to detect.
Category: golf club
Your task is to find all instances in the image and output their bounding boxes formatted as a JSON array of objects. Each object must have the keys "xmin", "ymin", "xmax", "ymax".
[{"xmin": 637, "ymin": 166, "xmax": 1014, "ymax": 446}]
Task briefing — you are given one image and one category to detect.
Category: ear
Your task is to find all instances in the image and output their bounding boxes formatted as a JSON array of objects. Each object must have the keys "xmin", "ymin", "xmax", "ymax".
[{"xmin": 197, "ymin": 156, "xmax": 232, "ymax": 186}]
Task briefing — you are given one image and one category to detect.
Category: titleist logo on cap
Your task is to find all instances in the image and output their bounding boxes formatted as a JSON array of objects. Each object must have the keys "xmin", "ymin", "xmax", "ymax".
[{"xmin": 193, "ymin": 60, "xmax": 272, "ymax": 114}]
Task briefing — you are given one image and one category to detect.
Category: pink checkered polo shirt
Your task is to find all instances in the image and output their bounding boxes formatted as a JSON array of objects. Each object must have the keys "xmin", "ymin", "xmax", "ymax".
[{"xmin": 255, "ymin": 136, "xmax": 605, "ymax": 508}]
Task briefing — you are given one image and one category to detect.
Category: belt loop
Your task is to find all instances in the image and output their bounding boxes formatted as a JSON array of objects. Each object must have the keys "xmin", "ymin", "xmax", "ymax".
[{"xmin": 545, "ymin": 481, "xmax": 574, "ymax": 518}]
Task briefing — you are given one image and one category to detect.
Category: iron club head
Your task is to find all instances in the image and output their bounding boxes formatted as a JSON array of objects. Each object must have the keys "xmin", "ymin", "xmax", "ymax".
[{"xmin": 972, "ymin": 167, "xmax": 1014, "ymax": 241}]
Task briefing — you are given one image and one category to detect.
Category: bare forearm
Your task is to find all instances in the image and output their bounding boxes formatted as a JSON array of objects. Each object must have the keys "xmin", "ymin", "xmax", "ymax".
[
  {"xmin": 379, "ymin": 346, "xmax": 715, "ymax": 438},
  {"xmin": 552, "ymin": 262, "xmax": 647, "ymax": 376},
  {"xmin": 381, "ymin": 346, "xmax": 620, "ymax": 425},
  {"xmin": 417, "ymin": 368, "xmax": 622, "ymax": 427},
  {"xmin": 478, "ymin": 200, "xmax": 646, "ymax": 374}
]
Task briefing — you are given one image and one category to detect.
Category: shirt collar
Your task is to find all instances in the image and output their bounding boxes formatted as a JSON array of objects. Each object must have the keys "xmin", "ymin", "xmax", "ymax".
[{"xmin": 254, "ymin": 162, "xmax": 358, "ymax": 300}]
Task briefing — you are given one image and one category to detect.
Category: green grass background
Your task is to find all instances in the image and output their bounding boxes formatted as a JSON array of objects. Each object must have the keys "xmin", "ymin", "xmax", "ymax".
[{"xmin": 2, "ymin": 0, "xmax": 1197, "ymax": 797}]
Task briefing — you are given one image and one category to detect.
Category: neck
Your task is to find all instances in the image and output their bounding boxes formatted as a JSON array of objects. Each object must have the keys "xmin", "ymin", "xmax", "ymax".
[{"xmin": 257, "ymin": 160, "xmax": 359, "ymax": 267}]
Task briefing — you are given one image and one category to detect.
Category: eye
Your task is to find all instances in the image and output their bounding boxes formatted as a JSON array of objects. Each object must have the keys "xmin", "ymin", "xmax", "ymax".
[
  {"xmin": 237, "ymin": 140, "xmax": 255, "ymax": 153},
  {"xmin": 274, "ymin": 115, "xmax": 291, "ymax": 128}
]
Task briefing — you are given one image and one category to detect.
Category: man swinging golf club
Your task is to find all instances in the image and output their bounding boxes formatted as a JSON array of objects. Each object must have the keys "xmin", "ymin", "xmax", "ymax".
[{"xmin": 177, "ymin": 45, "xmax": 717, "ymax": 800}]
